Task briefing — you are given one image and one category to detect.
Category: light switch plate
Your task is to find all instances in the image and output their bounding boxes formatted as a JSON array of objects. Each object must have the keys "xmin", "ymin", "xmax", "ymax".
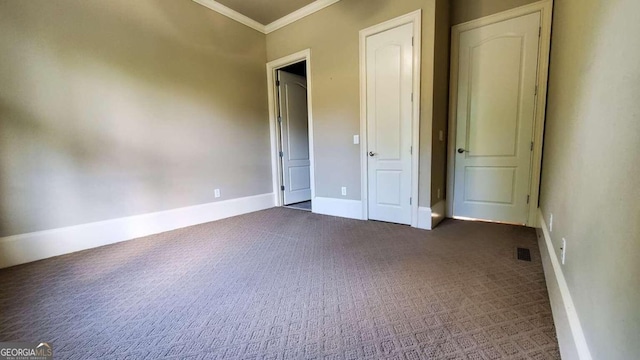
[{"xmin": 353, "ymin": 135, "xmax": 360, "ymax": 144}]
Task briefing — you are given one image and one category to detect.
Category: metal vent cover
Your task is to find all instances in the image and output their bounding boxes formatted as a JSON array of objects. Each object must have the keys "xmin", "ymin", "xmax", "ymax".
[{"xmin": 516, "ymin": 247, "xmax": 532, "ymax": 262}]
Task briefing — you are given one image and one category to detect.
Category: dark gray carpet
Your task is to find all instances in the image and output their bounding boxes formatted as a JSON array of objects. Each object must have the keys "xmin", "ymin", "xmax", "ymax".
[{"xmin": 0, "ymin": 208, "xmax": 560, "ymax": 359}]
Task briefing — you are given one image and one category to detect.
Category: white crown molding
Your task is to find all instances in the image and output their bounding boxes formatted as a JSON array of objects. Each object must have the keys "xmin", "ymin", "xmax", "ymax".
[
  {"xmin": 192, "ymin": 0, "xmax": 342, "ymax": 34},
  {"xmin": 264, "ymin": 0, "xmax": 341, "ymax": 33},
  {"xmin": 192, "ymin": 0, "xmax": 267, "ymax": 33}
]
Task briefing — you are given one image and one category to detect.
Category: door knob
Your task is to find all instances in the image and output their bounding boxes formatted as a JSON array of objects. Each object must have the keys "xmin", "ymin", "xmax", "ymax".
[
  {"xmin": 457, "ymin": 148, "xmax": 467, "ymax": 154},
  {"xmin": 369, "ymin": 151, "xmax": 377, "ymax": 157}
]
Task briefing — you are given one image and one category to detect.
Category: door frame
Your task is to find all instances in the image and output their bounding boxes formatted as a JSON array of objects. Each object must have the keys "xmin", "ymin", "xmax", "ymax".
[
  {"xmin": 267, "ymin": 49, "xmax": 315, "ymax": 208},
  {"xmin": 446, "ymin": 0, "xmax": 553, "ymax": 227},
  {"xmin": 359, "ymin": 10, "xmax": 422, "ymax": 228}
]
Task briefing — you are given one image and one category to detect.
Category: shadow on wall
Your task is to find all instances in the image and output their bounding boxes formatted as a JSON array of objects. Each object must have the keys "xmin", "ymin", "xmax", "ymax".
[
  {"xmin": 540, "ymin": 0, "xmax": 604, "ymax": 213},
  {"xmin": 0, "ymin": 0, "xmax": 270, "ymax": 237},
  {"xmin": 541, "ymin": 0, "xmax": 640, "ymax": 359}
]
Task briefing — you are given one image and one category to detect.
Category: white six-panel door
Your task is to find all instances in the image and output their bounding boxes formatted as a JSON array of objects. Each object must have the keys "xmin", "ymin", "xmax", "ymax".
[
  {"xmin": 277, "ymin": 70, "xmax": 311, "ymax": 205},
  {"xmin": 366, "ymin": 23, "xmax": 414, "ymax": 225},
  {"xmin": 453, "ymin": 12, "xmax": 541, "ymax": 224}
]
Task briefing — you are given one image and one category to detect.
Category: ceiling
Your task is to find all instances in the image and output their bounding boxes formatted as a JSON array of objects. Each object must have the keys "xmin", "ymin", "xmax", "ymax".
[{"xmin": 214, "ymin": 0, "xmax": 317, "ymax": 25}]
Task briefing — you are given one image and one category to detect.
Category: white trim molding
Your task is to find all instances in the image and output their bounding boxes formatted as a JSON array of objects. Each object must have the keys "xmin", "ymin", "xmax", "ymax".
[
  {"xmin": 431, "ymin": 200, "xmax": 446, "ymax": 228},
  {"xmin": 265, "ymin": 0, "xmax": 341, "ymax": 33},
  {"xmin": 266, "ymin": 49, "xmax": 315, "ymax": 210},
  {"xmin": 537, "ymin": 209, "xmax": 593, "ymax": 360},
  {"xmin": 416, "ymin": 201, "xmax": 446, "ymax": 230},
  {"xmin": 192, "ymin": 0, "xmax": 342, "ymax": 34},
  {"xmin": 312, "ymin": 197, "xmax": 363, "ymax": 220},
  {"xmin": 359, "ymin": 10, "xmax": 422, "ymax": 228},
  {"xmin": 417, "ymin": 207, "xmax": 432, "ymax": 230},
  {"xmin": 446, "ymin": 0, "xmax": 554, "ymax": 227},
  {"xmin": 192, "ymin": 0, "xmax": 266, "ymax": 33},
  {"xmin": 0, "ymin": 193, "xmax": 275, "ymax": 269}
]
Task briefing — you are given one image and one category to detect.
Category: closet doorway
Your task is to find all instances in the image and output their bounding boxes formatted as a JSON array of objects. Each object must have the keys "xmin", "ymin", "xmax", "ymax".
[{"xmin": 267, "ymin": 50, "xmax": 314, "ymax": 212}]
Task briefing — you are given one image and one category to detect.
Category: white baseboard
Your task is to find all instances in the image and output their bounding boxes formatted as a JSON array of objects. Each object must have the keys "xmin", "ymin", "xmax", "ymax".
[
  {"xmin": 416, "ymin": 201, "xmax": 446, "ymax": 230},
  {"xmin": 431, "ymin": 200, "xmax": 445, "ymax": 229},
  {"xmin": 0, "ymin": 193, "xmax": 276, "ymax": 269},
  {"xmin": 417, "ymin": 206, "xmax": 432, "ymax": 230},
  {"xmin": 312, "ymin": 197, "xmax": 363, "ymax": 220},
  {"xmin": 537, "ymin": 209, "xmax": 592, "ymax": 360}
]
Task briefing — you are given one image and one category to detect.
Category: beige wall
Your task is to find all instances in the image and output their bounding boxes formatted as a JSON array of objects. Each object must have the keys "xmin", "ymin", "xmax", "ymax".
[
  {"xmin": 540, "ymin": 0, "xmax": 640, "ymax": 358},
  {"xmin": 431, "ymin": 0, "xmax": 450, "ymax": 206},
  {"xmin": 451, "ymin": 0, "xmax": 538, "ymax": 25},
  {"xmin": 0, "ymin": 0, "xmax": 270, "ymax": 236},
  {"xmin": 266, "ymin": 0, "xmax": 437, "ymax": 207}
]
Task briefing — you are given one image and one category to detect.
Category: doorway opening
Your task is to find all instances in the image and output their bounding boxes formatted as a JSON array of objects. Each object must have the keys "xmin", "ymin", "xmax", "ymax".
[
  {"xmin": 277, "ymin": 61, "xmax": 311, "ymax": 211},
  {"xmin": 267, "ymin": 50, "xmax": 314, "ymax": 212},
  {"xmin": 446, "ymin": 1, "xmax": 553, "ymax": 227}
]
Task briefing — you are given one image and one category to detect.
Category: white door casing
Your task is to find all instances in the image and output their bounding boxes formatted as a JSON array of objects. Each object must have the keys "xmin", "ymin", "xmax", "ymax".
[
  {"xmin": 365, "ymin": 23, "xmax": 414, "ymax": 225},
  {"xmin": 277, "ymin": 70, "xmax": 311, "ymax": 205},
  {"xmin": 452, "ymin": 12, "xmax": 541, "ymax": 224}
]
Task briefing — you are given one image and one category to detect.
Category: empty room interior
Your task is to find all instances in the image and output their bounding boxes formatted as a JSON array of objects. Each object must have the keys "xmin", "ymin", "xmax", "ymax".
[{"xmin": 0, "ymin": 0, "xmax": 637, "ymax": 359}]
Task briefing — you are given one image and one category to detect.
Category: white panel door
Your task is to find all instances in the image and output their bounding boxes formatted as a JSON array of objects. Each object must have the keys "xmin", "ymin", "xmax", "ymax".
[
  {"xmin": 453, "ymin": 12, "xmax": 541, "ymax": 224},
  {"xmin": 278, "ymin": 70, "xmax": 311, "ymax": 205},
  {"xmin": 366, "ymin": 23, "xmax": 413, "ymax": 225}
]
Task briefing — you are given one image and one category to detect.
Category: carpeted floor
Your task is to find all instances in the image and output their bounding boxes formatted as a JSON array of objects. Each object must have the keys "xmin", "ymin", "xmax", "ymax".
[{"xmin": 0, "ymin": 208, "xmax": 560, "ymax": 359}]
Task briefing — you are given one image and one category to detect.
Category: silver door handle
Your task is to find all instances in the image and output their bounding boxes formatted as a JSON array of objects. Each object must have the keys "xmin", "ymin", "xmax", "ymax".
[
  {"xmin": 457, "ymin": 148, "xmax": 467, "ymax": 154},
  {"xmin": 369, "ymin": 151, "xmax": 377, "ymax": 157}
]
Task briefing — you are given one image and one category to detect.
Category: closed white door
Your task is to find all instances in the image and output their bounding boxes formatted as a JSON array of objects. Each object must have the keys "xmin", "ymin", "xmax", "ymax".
[
  {"xmin": 366, "ymin": 23, "xmax": 414, "ymax": 225},
  {"xmin": 278, "ymin": 70, "xmax": 311, "ymax": 205},
  {"xmin": 453, "ymin": 12, "xmax": 541, "ymax": 224}
]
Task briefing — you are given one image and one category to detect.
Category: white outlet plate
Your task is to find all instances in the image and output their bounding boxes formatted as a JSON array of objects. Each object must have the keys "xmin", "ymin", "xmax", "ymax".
[
  {"xmin": 214, "ymin": 189, "xmax": 221, "ymax": 198},
  {"xmin": 561, "ymin": 237, "xmax": 566, "ymax": 265},
  {"xmin": 353, "ymin": 135, "xmax": 360, "ymax": 144},
  {"xmin": 341, "ymin": 187, "xmax": 347, "ymax": 196}
]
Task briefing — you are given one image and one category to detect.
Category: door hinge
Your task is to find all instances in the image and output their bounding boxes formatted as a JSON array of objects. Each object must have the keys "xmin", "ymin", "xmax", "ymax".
[
  {"xmin": 527, "ymin": 195, "xmax": 530, "ymax": 204},
  {"xmin": 277, "ymin": 116, "xmax": 282, "ymax": 123},
  {"xmin": 276, "ymin": 80, "xmax": 280, "ymax": 87},
  {"xmin": 279, "ymin": 151, "xmax": 284, "ymax": 158},
  {"xmin": 411, "ymin": 93, "xmax": 414, "ymax": 102},
  {"xmin": 410, "ymin": 197, "xmax": 412, "ymax": 205},
  {"xmin": 410, "ymin": 146, "xmax": 413, "ymax": 155},
  {"xmin": 539, "ymin": 27, "xmax": 542, "ymax": 37},
  {"xmin": 530, "ymin": 141, "xmax": 534, "ymax": 151},
  {"xmin": 412, "ymin": 36, "xmax": 414, "ymax": 46},
  {"xmin": 535, "ymin": 85, "xmax": 538, "ymax": 96},
  {"xmin": 281, "ymin": 185, "xmax": 285, "ymax": 191}
]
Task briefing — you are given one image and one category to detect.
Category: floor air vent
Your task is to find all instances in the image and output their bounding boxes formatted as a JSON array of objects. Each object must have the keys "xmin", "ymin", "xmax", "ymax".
[{"xmin": 516, "ymin": 247, "xmax": 532, "ymax": 261}]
